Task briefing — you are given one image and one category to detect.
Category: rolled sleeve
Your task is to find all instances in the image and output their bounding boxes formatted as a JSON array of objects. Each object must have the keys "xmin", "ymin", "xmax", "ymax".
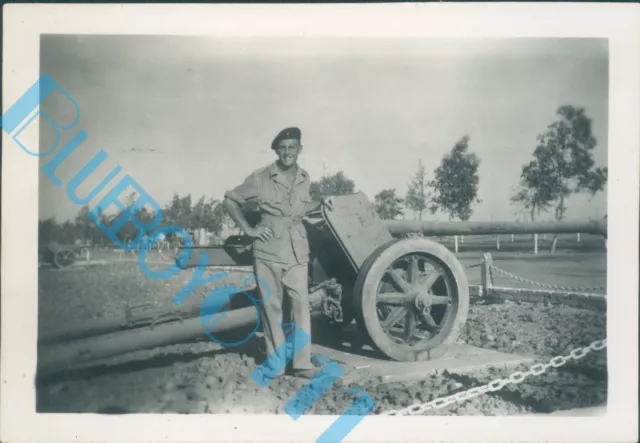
[{"xmin": 224, "ymin": 173, "xmax": 260, "ymax": 206}]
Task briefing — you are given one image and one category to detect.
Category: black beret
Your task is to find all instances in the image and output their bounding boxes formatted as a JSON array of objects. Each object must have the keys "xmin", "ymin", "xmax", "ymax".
[{"xmin": 271, "ymin": 127, "xmax": 301, "ymax": 150}]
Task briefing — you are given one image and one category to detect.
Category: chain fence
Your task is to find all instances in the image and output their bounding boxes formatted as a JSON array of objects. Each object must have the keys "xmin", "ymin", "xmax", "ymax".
[
  {"xmin": 381, "ymin": 338, "xmax": 607, "ymax": 416},
  {"xmin": 490, "ymin": 264, "xmax": 606, "ymax": 293}
]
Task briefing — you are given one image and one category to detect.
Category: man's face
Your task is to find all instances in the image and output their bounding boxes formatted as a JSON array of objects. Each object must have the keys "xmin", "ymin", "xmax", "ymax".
[{"xmin": 275, "ymin": 139, "xmax": 302, "ymax": 168}]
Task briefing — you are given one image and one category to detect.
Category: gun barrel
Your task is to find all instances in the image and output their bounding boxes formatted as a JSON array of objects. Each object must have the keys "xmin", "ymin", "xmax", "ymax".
[
  {"xmin": 38, "ymin": 291, "xmax": 326, "ymax": 375},
  {"xmin": 38, "ymin": 306, "xmax": 259, "ymax": 376},
  {"xmin": 383, "ymin": 220, "xmax": 607, "ymax": 237}
]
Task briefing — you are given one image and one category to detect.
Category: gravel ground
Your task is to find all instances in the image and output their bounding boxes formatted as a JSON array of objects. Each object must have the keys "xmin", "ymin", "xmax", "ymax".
[{"xmin": 36, "ymin": 253, "xmax": 607, "ymax": 416}]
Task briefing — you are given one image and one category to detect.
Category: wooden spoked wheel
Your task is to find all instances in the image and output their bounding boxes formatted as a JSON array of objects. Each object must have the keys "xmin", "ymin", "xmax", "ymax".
[
  {"xmin": 353, "ymin": 238, "xmax": 469, "ymax": 362},
  {"xmin": 53, "ymin": 248, "xmax": 76, "ymax": 268}
]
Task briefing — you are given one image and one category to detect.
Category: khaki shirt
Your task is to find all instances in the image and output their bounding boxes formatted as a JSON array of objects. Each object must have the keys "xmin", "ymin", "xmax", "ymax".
[{"xmin": 225, "ymin": 162, "xmax": 312, "ymax": 264}]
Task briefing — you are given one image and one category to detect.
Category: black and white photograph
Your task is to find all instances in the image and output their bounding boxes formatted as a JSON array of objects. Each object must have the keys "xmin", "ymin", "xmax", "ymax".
[{"xmin": 2, "ymin": 4, "xmax": 638, "ymax": 443}]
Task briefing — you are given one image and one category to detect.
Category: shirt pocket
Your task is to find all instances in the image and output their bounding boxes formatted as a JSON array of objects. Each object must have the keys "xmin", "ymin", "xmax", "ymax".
[
  {"xmin": 261, "ymin": 182, "xmax": 291, "ymax": 215},
  {"xmin": 289, "ymin": 189, "xmax": 310, "ymax": 217}
]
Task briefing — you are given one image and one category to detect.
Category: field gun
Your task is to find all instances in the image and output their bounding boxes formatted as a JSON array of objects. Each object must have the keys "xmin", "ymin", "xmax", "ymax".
[
  {"xmin": 38, "ymin": 193, "xmax": 607, "ymax": 374},
  {"xmin": 40, "ymin": 242, "xmax": 80, "ymax": 268}
]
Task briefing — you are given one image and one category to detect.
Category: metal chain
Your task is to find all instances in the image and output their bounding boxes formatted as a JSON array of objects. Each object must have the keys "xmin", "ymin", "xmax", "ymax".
[
  {"xmin": 490, "ymin": 265, "xmax": 605, "ymax": 293},
  {"xmin": 381, "ymin": 339, "xmax": 607, "ymax": 416}
]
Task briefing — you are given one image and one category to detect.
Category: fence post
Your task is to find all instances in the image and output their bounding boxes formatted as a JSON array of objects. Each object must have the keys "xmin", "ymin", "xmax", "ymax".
[
  {"xmin": 534, "ymin": 233, "xmax": 538, "ymax": 255},
  {"xmin": 511, "ymin": 234, "xmax": 514, "ymax": 243},
  {"xmin": 496, "ymin": 235, "xmax": 500, "ymax": 250},
  {"xmin": 461, "ymin": 235, "xmax": 464, "ymax": 244},
  {"xmin": 577, "ymin": 233, "xmax": 581, "ymax": 243},
  {"xmin": 454, "ymin": 235, "xmax": 459, "ymax": 253},
  {"xmin": 85, "ymin": 248, "xmax": 91, "ymax": 263},
  {"xmin": 481, "ymin": 252, "xmax": 493, "ymax": 296}
]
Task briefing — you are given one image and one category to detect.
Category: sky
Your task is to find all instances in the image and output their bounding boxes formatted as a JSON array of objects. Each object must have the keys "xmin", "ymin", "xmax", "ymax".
[{"xmin": 38, "ymin": 36, "xmax": 608, "ymax": 223}]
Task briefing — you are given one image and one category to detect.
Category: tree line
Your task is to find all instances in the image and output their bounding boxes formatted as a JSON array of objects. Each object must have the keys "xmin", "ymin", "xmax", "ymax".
[
  {"xmin": 39, "ymin": 194, "xmax": 236, "ymax": 246},
  {"xmin": 39, "ymin": 105, "xmax": 607, "ymax": 245},
  {"xmin": 371, "ymin": 105, "xmax": 607, "ymax": 223}
]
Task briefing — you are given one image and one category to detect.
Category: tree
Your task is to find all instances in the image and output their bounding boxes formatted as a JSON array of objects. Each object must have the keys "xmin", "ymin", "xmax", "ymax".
[
  {"xmin": 107, "ymin": 191, "xmax": 155, "ymax": 244},
  {"xmin": 522, "ymin": 106, "xmax": 607, "ymax": 222},
  {"xmin": 510, "ymin": 184, "xmax": 552, "ymax": 222},
  {"xmin": 59, "ymin": 220, "xmax": 77, "ymax": 244},
  {"xmin": 405, "ymin": 160, "xmax": 435, "ymax": 220},
  {"xmin": 191, "ymin": 196, "xmax": 222, "ymax": 233},
  {"xmin": 431, "ymin": 136, "xmax": 481, "ymax": 221},
  {"xmin": 75, "ymin": 205, "xmax": 111, "ymax": 246},
  {"xmin": 39, "ymin": 218, "xmax": 60, "ymax": 245},
  {"xmin": 309, "ymin": 171, "xmax": 355, "ymax": 200},
  {"xmin": 374, "ymin": 189, "xmax": 404, "ymax": 220},
  {"xmin": 163, "ymin": 193, "xmax": 193, "ymax": 228},
  {"xmin": 75, "ymin": 206, "xmax": 93, "ymax": 240},
  {"xmin": 509, "ymin": 184, "xmax": 553, "ymax": 241},
  {"xmin": 212, "ymin": 202, "xmax": 241, "ymax": 237}
]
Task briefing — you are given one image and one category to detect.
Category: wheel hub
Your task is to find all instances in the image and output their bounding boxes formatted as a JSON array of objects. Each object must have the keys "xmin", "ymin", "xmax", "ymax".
[{"xmin": 414, "ymin": 292, "xmax": 433, "ymax": 310}]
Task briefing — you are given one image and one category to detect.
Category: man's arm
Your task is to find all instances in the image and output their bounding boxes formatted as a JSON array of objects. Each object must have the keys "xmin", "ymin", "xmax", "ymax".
[
  {"xmin": 224, "ymin": 171, "xmax": 273, "ymax": 242},
  {"xmin": 223, "ymin": 198, "xmax": 273, "ymax": 242}
]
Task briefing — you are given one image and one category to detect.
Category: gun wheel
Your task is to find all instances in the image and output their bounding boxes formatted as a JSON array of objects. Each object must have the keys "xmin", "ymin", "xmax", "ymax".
[
  {"xmin": 354, "ymin": 238, "xmax": 469, "ymax": 362},
  {"xmin": 53, "ymin": 248, "xmax": 76, "ymax": 268}
]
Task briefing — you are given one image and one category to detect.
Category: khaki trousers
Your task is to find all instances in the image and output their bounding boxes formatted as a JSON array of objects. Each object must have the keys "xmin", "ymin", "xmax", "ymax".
[{"xmin": 253, "ymin": 259, "xmax": 313, "ymax": 370}]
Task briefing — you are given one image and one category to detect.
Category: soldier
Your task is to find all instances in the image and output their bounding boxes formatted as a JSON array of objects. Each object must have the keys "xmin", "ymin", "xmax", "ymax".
[{"xmin": 224, "ymin": 127, "xmax": 332, "ymax": 379}]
